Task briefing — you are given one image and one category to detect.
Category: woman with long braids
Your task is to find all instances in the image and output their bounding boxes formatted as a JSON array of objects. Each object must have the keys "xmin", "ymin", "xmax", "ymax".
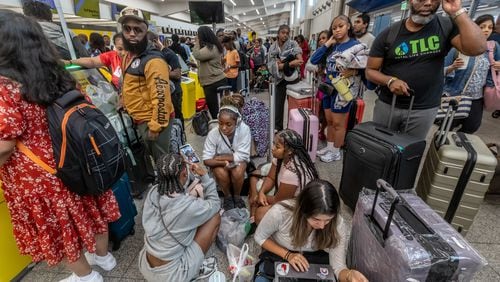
[
  {"xmin": 192, "ymin": 26, "xmax": 227, "ymax": 119},
  {"xmin": 254, "ymin": 180, "xmax": 368, "ymax": 282},
  {"xmin": 139, "ymin": 153, "xmax": 221, "ymax": 282},
  {"xmin": 249, "ymin": 129, "xmax": 319, "ymax": 224}
]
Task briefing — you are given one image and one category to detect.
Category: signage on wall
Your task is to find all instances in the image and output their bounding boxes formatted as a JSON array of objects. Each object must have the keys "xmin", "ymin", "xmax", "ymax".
[{"xmin": 74, "ymin": 0, "xmax": 100, "ymax": 19}]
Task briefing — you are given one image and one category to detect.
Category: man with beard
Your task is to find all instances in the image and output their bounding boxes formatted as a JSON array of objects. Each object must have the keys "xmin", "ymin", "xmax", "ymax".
[
  {"xmin": 353, "ymin": 13, "xmax": 375, "ymax": 49},
  {"xmin": 119, "ymin": 7, "xmax": 174, "ymax": 160},
  {"xmin": 366, "ymin": 0, "xmax": 486, "ymax": 139}
]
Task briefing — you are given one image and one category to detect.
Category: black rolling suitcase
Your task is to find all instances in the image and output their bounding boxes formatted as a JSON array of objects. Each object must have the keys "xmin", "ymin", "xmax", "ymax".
[
  {"xmin": 339, "ymin": 95, "xmax": 426, "ymax": 210},
  {"xmin": 117, "ymin": 110, "xmax": 155, "ymax": 199}
]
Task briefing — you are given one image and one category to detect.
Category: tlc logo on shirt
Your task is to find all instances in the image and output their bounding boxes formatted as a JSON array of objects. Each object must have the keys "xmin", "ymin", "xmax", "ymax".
[{"xmin": 394, "ymin": 35, "xmax": 441, "ymax": 58}]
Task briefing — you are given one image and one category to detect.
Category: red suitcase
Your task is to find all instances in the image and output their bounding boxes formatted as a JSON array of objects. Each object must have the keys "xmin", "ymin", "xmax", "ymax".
[{"xmin": 345, "ymin": 98, "xmax": 365, "ymax": 130}]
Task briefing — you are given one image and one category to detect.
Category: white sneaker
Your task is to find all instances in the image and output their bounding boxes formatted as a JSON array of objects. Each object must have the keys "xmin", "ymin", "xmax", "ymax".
[
  {"xmin": 59, "ymin": 271, "xmax": 103, "ymax": 282},
  {"xmin": 320, "ymin": 151, "xmax": 341, "ymax": 163},
  {"xmin": 84, "ymin": 252, "xmax": 117, "ymax": 271},
  {"xmin": 317, "ymin": 147, "xmax": 332, "ymax": 156}
]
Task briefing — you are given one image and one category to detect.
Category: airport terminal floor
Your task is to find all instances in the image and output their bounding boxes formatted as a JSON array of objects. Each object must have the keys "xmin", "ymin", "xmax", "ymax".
[{"xmin": 18, "ymin": 90, "xmax": 500, "ymax": 281}]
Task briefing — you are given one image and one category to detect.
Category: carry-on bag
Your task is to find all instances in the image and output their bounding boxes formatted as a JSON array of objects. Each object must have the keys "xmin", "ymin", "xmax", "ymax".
[
  {"xmin": 339, "ymin": 94, "xmax": 426, "ymax": 210},
  {"xmin": 109, "ymin": 173, "xmax": 138, "ymax": 251},
  {"xmin": 345, "ymin": 97, "xmax": 365, "ymax": 131},
  {"xmin": 117, "ymin": 110, "xmax": 155, "ymax": 198},
  {"xmin": 417, "ymin": 99, "xmax": 497, "ymax": 234},
  {"xmin": 349, "ymin": 179, "xmax": 487, "ymax": 282},
  {"xmin": 287, "ymin": 77, "xmax": 319, "ymax": 162}
]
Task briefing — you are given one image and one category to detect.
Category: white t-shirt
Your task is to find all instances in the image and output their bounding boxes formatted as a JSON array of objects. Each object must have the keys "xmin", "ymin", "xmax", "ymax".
[
  {"xmin": 202, "ymin": 122, "xmax": 251, "ymax": 163},
  {"xmin": 254, "ymin": 200, "xmax": 348, "ymax": 277}
]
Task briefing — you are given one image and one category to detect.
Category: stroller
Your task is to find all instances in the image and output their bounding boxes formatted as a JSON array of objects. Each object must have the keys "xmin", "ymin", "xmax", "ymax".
[{"xmin": 252, "ymin": 65, "xmax": 270, "ymax": 93}]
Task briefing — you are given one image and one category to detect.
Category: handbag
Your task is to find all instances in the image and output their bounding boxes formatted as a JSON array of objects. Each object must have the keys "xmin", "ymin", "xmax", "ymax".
[
  {"xmin": 484, "ymin": 41, "xmax": 500, "ymax": 111},
  {"xmin": 435, "ymin": 95, "xmax": 473, "ymax": 120},
  {"xmin": 436, "ymin": 57, "xmax": 478, "ymax": 120},
  {"xmin": 192, "ymin": 110, "xmax": 210, "ymax": 136}
]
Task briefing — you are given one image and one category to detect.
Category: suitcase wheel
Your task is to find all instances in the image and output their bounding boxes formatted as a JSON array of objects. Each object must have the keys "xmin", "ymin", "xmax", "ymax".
[
  {"xmin": 492, "ymin": 110, "xmax": 500, "ymax": 119},
  {"xmin": 129, "ymin": 228, "xmax": 135, "ymax": 236}
]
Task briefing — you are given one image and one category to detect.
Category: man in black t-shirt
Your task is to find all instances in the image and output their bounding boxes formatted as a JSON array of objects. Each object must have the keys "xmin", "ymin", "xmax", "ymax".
[{"xmin": 366, "ymin": 0, "xmax": 486, "ymax": 139}]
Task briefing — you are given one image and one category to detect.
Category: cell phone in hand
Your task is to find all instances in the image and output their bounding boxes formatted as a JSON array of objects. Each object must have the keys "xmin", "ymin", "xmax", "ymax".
[{"xmin": 180, "ymin": 144, "xmax": 200, "ymax": 163}]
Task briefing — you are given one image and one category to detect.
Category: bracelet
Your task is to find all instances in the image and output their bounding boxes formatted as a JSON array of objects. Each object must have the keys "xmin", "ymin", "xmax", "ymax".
[
  {"xmin": 451, "ymin": 8, "xmax": 467, "ymax": 20},
  {"xmin": 284, "ymin": 250, "xmax": 291, "ymax": 261},
  {"xmin": 386, "ymin": 76, "xmax": 398, "ymax": 88}
]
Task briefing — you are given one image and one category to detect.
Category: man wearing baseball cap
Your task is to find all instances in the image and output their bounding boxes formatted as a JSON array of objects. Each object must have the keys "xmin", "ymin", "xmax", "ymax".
[{"xmin": 119, "ymin": 7, "xmax": 175, "ymax": 161}]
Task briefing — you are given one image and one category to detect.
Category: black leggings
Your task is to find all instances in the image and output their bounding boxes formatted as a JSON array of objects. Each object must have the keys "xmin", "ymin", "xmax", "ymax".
[
  {"xmin": 274, "ymin": 80, "xmax": 288, "ymax": 131},
  {"xmin": 202, "ymin": 78, "xmax": 228, "ymax": 119},
  {"xmin": 452, "ymin": 98, "xmax": 483, "ymax": 134}
]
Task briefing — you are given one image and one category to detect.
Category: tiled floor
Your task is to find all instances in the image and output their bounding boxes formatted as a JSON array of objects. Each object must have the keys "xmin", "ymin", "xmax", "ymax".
[{"xmin": 18, "ymin": 90, "xmax": 500, "ymax": 281}]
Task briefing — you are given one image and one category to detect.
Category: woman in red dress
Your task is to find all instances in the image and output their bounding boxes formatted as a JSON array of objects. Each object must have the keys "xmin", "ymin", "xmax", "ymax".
[
  {"xmin": 0, "ymin": 10, "xmax": 120, "ymax": 282},
  {"xmin": 297, "ymin": 35, "xmax": 310, "ymax": 79}
]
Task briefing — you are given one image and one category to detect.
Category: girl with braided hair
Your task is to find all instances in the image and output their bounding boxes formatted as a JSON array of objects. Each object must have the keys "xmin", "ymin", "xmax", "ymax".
[
  {"xmin": 139, "ymin": 153, "xmax": 221, "ymax": 282},
  {"xmin": 203, "ymin": 94, "xmax": 251, "ymax": 211},
  {"xmin": 250, "ymin": 129, "xmax": 319, "ymax": 224}
]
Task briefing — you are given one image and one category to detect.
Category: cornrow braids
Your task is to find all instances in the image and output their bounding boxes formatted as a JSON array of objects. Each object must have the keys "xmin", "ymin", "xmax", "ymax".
[
  {"xmin": 156, "ymin": 153, "xmax": 185, "ymax": 196},
  {"xmin": 274, "ymin": 130, "xmax": 319, "ymax": 191}
]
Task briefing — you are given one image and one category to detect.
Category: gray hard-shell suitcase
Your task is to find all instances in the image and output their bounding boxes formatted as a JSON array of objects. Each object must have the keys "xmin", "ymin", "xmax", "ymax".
[
  {"xmin": 349, "ymin": 180, "xmax": 487, "ymax": 282},
  {"xmin": 417, "ymin": 101, "xmax": 497, "ymax": 234}
]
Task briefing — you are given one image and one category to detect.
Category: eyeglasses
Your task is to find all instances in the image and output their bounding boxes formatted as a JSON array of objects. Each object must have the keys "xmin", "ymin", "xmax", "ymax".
[{"xmin": 123, "ymin": 25, "xmax": 145, "ymax": 34}]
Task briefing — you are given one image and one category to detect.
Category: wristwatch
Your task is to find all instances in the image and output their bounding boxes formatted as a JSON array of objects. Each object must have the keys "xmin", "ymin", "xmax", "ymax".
[{"xmin": 451, "ymin": 8, "xmax": 467, "ymax": 20}]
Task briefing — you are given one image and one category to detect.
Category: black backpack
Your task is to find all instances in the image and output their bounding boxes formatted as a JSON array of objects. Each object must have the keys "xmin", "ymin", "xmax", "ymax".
[{"xmin": 45, "ymin": 90, "xmax": 125, "ymax": 195}]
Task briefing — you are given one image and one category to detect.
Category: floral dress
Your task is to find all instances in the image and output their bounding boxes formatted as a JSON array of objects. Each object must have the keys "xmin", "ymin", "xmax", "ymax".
[{"xmin": 0, "ymin": 76, "xmax": 120, "ymax": 266}]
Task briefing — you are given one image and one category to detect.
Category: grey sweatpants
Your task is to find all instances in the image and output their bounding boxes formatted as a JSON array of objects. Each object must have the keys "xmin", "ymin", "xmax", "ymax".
[
  {"xmin": 373, "ymin": 99, "xmax": 438, "ymax": 140},
  {"xmin": 137, "ymin": 122, "xmax": 172, "ymax": 162},
  {"xmin": 138, "ymin": 244, "xmax": 204, "ymax": 282}
]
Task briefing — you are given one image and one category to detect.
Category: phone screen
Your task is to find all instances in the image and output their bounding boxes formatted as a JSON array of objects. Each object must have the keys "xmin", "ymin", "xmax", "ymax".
[{"xmin": 180, "ymin": 144, "xmax": 200, "ymax": 163}]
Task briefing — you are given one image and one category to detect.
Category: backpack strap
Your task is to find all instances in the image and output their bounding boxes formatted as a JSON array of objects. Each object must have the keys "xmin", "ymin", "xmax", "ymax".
[
  {"xmin": 487, "ymin": 41, "xmax": 496, "ymax": 64},
  {"xmin": 384, "ymin": 20, "xmax": 404, "ymax": 53},
  {"xmin": 436, "ymin": 16, "xmax": 454, "ymax": 39},
  {"xmin": 16, "ymin": 141, "xmax": 56, "ymax": 174}
]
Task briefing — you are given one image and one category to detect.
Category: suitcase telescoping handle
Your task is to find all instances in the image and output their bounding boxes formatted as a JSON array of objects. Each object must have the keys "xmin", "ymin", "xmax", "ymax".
[
  {"xmin": 268, "ymin": 78, "xmax": 276, "ymax": 162},
  {"xmin": 388, "ymin": 93, "xmax": 415, "ymax": 133},
  {"xmin": 372, "ymin": 179, "xmax": 401, "ymax": 240},
  {"xmin": 436, "ymin": 99, "xmax": 459, "ymax": 147}
]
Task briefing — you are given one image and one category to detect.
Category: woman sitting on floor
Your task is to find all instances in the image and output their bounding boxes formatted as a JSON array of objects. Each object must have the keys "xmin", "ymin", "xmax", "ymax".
[
  {"xmin": 138, "ymin": 153, "xmax": 221, "ymax": 282},
  {"xmin": 203, "ymin": 95, "xmax": 251, "ymax": 210},
  {"xmin": 254, "ymin": 179, "xmax": 368, "ymax": 282},
  {"xmin": 249, "ymin": 129, "xmax": 318, "ymax": 223}
]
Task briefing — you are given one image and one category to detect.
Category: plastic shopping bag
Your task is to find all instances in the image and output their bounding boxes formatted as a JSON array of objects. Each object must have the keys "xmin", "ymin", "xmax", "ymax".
[
  {"xmin": 227, "ymin": 243, "xmax": 255, "ymax": 282},
  {"xmin": 216, "ymin": 208, "xmax": 250, "ymax": 252}
]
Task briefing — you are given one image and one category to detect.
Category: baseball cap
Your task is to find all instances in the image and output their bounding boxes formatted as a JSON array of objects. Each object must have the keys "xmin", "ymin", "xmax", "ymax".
[{"xmin": 118, "ymin": 7, "xmax": 148, "ymax": 25}]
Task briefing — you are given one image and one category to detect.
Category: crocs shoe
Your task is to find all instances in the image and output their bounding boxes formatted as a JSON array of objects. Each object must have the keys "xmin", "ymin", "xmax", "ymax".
[
  {"xmin": 84, "ymin": 252, "xmax": 117, "ymax": 272},
  {"xmin": 59, "ymin": 271, "xmax": 103, "ymax": 282}
]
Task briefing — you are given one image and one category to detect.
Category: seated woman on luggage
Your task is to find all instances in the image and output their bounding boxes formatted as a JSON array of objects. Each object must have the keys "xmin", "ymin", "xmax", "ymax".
[
  {"xmin": 249, "ymin": 129, "xmax": 319, "ymax": 224},
  {"xmin": 203, "ymin": 95, "xmax": 251, "ymax": 210},
  {"xmin": 139, "ymin": 153, "xmax": 221, "ymax": 282},
  {"xmin": 254, "ymin": 179, "xmax": 368, "ymax": 282}
]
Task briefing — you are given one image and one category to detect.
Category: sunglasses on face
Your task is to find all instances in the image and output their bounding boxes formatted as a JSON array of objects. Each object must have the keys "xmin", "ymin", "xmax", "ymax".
[{"xmin": 123, "ymin": 25, "xmax": 145, "ymax": 34}]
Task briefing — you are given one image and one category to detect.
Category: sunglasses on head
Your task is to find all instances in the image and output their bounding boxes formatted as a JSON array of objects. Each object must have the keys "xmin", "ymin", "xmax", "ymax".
[{"xmin": 123, "ymin": 25, "xmax": 145, "ymax": 34}]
